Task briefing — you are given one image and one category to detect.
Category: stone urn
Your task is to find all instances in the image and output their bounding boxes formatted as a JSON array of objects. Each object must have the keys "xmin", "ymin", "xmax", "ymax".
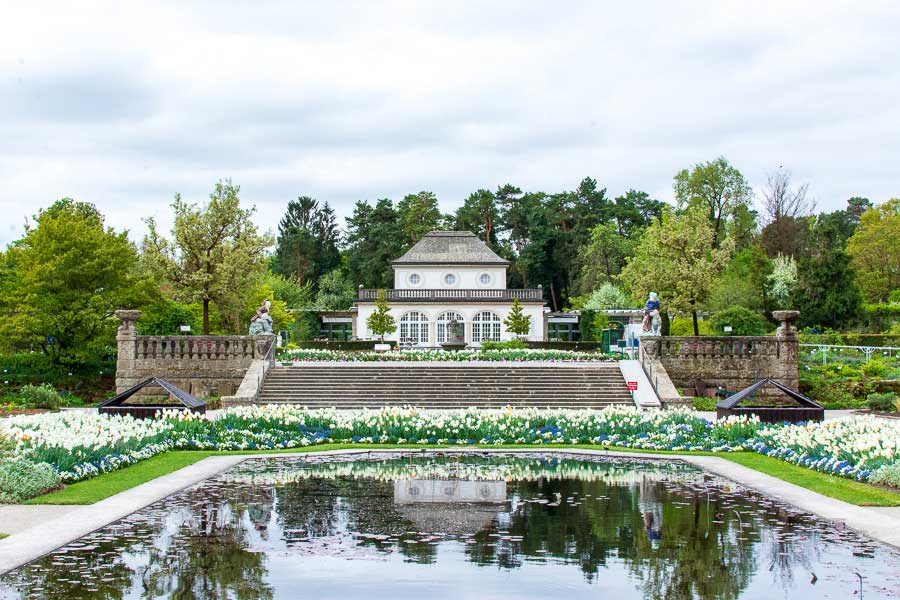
[{"xmin": 772, "ymin": 310, "xmax": 800, "ymax": 338}]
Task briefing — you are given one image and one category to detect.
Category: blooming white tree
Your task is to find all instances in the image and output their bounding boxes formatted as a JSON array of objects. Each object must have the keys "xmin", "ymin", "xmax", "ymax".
[{"xmin": 767, "ymin": 254, "xmax": 798, "ymax": 308}]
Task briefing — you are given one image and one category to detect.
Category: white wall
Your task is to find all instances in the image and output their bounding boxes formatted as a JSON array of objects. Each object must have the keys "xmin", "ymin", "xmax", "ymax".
[
  {"xmin": 356, "ymin": 302, "xmax": 545, "ymax": 346},
  {"xmin": 393, "ymin": 266, "xmax": 507, "ymax": 290}
]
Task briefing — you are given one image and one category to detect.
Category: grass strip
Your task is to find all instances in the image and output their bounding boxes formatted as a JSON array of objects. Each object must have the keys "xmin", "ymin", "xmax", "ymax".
[{"xmin": 26, "ymin": 444, "xmax": 900, "ymax": 507}]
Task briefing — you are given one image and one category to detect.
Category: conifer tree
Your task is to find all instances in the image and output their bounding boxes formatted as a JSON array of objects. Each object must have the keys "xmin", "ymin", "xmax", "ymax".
[
  {"xmin": 504, "ymin": 298, "xmax": 532, "ymax": 336},
  {"xmin": 366, "ymin": 289, "xmax": 396, "ymax": 342}
]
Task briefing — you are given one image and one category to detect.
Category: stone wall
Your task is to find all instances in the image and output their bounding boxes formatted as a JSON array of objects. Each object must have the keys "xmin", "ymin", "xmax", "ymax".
[
  {"xmin": 115, "ymin": 310, "xmax": 274, "ymax": 397},
  {"xmin": 638, "ymin": 311, "xmax": 800, "ymax": 395}
]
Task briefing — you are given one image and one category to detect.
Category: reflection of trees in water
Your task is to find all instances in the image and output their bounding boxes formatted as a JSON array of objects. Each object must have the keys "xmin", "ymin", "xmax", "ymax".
[{"xmin": 141, "ymin": 496, "xmax": 274, "ymax": 600}]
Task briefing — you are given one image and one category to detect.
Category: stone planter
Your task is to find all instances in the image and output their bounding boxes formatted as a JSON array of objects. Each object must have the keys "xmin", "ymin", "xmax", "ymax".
[
  {"xmin": 374, "ymin": 343, "xmax": 392, "ymax": 352},
  {"xmin": 440, "ymin": 341, "xmax": 467, "ymax": 352}
]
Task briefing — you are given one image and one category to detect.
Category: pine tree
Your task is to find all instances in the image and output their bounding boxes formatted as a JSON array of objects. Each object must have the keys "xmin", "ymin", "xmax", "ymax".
[
  {"xmin": 366, "ymin": 289, "xmax": 397, "ymax": 342},
  {"xmin": 504, "ymin": 298, "xmax": 532, "ymax": 336}
]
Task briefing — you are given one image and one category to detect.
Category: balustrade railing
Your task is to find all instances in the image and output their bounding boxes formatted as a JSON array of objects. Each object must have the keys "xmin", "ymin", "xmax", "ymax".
[
  {"xmin": 645, "ymin": 336, "xmax": 779, "ymax": 359},
  {"xmin": 358, "ymin": 288, "xmax": 544, "ymax": 302},
  {"xmin": 133, "ymin": 336, "xmax": 271, "ymax": 361}
]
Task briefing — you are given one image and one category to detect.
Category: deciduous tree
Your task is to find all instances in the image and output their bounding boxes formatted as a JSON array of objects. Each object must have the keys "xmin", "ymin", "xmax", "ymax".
[
  {"xmin": 142, "ymin": 180, "xmax": 273, "ymax": 335},
  {"xmin": 620, "ymin": 207, "xmax": 733, "ymax": 335},
  {"xmin": 847, "ymin": 198, "xmax": 900, "ymax": 303},
  {"xmin": 0, "ymin": 199, "xmax": 155, "ymax": 363},
  {"xmin": 673, "ymin": 157, "xmax": 752, "ymax": 249}
]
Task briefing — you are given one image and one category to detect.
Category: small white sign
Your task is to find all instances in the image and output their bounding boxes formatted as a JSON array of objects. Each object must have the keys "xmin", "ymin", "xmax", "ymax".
[
  {"xmin": 723, "ymin": 326, "xmax": 733, "ymax": 332},
  {"xmin": 180, "ymin": 325, "xmax": 191, "ymax": 332}
]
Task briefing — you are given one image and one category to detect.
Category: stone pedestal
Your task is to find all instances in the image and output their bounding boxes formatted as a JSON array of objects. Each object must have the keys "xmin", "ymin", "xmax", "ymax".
[{"xmin": 115, "ymin": 310, "xmax": 141, "ymax": 393}]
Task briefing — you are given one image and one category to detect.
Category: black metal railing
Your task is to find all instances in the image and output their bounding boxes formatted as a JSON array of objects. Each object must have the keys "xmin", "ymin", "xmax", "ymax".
[{"xmin": 358, "ymin": 288, "xmax": 544, "ymax": 302}]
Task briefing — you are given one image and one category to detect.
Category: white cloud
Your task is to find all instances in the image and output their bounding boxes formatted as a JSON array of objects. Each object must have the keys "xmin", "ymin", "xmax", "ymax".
[{"xmin": 0, "ymin": 0, "xmax": 897, "ymax": 245}]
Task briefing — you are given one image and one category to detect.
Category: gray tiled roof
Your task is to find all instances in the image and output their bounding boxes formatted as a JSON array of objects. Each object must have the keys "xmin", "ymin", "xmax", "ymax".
[{"xmin": 393, "ymin": 231, "xmax": 510, "ymax": 265}]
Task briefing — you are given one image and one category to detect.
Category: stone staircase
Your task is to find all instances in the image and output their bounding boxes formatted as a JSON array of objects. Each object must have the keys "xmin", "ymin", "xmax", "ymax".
[{"xmin": 256, "ymin": 362, "xmax": 634, "ymax": 409}]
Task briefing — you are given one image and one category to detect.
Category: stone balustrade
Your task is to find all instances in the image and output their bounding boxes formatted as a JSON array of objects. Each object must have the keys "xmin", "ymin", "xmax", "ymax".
[
  {"xmin": 638, "ymin": 311, "xmax": 800, "ymax": 395},
  {"xmin": 115, "ymin": 310, "xmax": 274, "ymax": 397}
]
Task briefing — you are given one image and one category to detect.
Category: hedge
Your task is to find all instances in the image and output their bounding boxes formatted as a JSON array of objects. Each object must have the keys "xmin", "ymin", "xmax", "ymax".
[
  {"xmin": 526, "ymin": 341, "xmax": 605, "ymax": 352},
  {"xmin": 801, "ymin": 333, "xmax": 900, "ymax": 347},
  {"xmin": 290, "ymin": 340, "xmax": 398, "ymax": 351}
]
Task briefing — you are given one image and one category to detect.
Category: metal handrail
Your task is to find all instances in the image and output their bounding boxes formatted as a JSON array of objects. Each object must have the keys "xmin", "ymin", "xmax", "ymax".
[
  {"xmin": 254, "ymin": 337, "xmax": 277, "ymax": 404},
  {"xmin": 800, "ymin": 343, "xmax": 900, "ymax": 365}
]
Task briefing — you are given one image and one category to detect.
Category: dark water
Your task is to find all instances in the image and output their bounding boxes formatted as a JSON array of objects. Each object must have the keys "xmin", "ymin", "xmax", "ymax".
[{"xmin": 2, "ymin": 452, "xmax": 899, "ymax": 599}]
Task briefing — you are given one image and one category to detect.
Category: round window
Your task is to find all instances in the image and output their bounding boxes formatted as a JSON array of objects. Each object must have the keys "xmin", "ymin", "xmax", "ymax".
[
  {"xmin": 479, "ymin": 273, "xmax": 492, "ymax": 285},
  {"xmin": 444, "ymin": 273, "xmax": 457, "ymax": 286},
  {"xmin": 408, "ymin": 273, "xmax": 421, "ymax": 286}
]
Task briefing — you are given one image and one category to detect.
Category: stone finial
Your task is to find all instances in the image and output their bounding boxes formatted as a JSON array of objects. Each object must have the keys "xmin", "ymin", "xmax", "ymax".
[
  {"xmin": 772, "ymin": 310, "xmax": 800, "ymax": 338},
  {"xmin": 115, "ymin": 309, "xmax": 142, "ymax": 333}
]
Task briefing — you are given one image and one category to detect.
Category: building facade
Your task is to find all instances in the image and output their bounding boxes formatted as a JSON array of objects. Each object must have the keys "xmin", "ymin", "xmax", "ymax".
[{"xmin": 355, "ymin": 231, "xmax": 546, "ymax": 346}]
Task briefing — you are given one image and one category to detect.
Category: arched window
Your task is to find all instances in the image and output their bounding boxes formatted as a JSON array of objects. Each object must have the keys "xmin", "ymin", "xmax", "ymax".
[
  {"xmin": 399, "ymin": 311, "xmax": 429, "ymax": 345},
  {"xmin": 472, "ymin": 311, "xmax": 501, "ymax": 343},
  {"xmin": 437, "ymin": 312, "xmax": 465, "ymax": 343}
]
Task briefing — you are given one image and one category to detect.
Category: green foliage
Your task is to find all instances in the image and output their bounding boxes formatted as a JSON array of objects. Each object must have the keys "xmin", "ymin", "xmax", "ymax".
[
  {"xmin": 620, "ymin": 207, "xmax": 732, "ymax": 335},
  {"xmin": 709, "ymin": 307, "xmax": 766, "ymax": 336},
  {"xmin": 576, "ymin": 222, "xmax": 635, "ymax": 293},
  {"xmin": 481, "ymin": 339, "xmax": 528, "ymax": 351},
  {"xmin": 870, "ymin": 462, "xmax": 900, "ymax": 488},
  {"xmin": 866, "ymin": 392, "xmax": 898, "ymax": 412},
  {"xmin": 366, "ymin": 289, "xmax": 396, "ymax": 342},
  {"xmin": 579, "ymin": 308, "xmax": 598, "ymax": 341},
  {"xmin": 263, "ymin": 272, "xmax": 314, "ymax": 309},
  {"xmin": 0, "ymin": 353, "xmax": 112, "ymax": 402},
  {"xmin": 708, "ymin": 246, "xmax": 772, "ymax": 313},
  {"xmin": 397, "ymin": 191, "xmax": 447, "ymax": 246},
  {"xmin": 454, "ymin": 189, "xmax": 500, "ymax": 247},
  {"xmin": 290, "ymin": 311, "xmax": 320, "ymax": 342},
  {"xmin": 271, "ymin": 196, "xmax": 341, "ymax": 290},
  {"xmin": 808, "ymin": 382, "xmax": 860, "ymax": 409},
  {"xmin": 240, "ymin": 281, "xmax": 291, "ymax": 333},
  {"xmin": 142, "ymin": 180, "xmax": 274, "ymax": 334},
  {"xmin": 0, "ymin": 199, "xmax": 156, "ymax": 364},
  {"xmin": 580, "ymin": 283, "xmax": 634, "ymax": 310},
  {"xmin": 19, "ymin": 383, "xmax": 61, "ymax": 409},
  {"xmin": 0, "ymin": 459, "xmax": 61, "ymax": 503},
  {"xmin": 848, "ymin": 198, "xmax": 900, "ymax": 303},
  {"xmin": 669, "ymin": 318, "xmax": 713, "ymax": 336},
  {"xmin": 673, "ymin": 156, "xmax": 752, "ymax": 248},
  {"xmin": 503, "ymin": 298, "xmax": 532, "ymax": 336},
  {"xmin": 862, "ymin": 358, "xmax": 890, "ymax": 379},
  {"xmin": 793, "ymin": 211, "xmax": 863, "ymax": 329},
  {"xmin": 138, "ymin": 298, "xmax": 200, "ymax": 335},
  {"xmin": 692, "ymin": 397, "xmax": 718, "ymax": 411},
  {"xmin": 315, "ymin": 269, "xmax": 356, "ymax": 311}
]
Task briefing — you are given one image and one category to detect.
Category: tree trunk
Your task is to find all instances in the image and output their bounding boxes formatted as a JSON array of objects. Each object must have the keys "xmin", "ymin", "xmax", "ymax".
[
  {"xmin": 203, "ymin": 299, "xmax": 210, "ymax": 335},
  {"xmin": 550, "ymin": 281, "xmax": 559, "ymax": 312},
  {"xmin": 691, "ymin": 309, "xmax": 700, "ymax": 337}
]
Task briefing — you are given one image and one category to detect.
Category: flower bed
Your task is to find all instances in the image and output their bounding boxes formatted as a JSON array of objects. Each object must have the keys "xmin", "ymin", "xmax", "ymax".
[
  {"xmin": 3, "ymin": 406, "xmax": 900, "ymax": 491},
  {"xmin": 167, "ymin": 405, "xmax": 757, "ymax": 452},
  {"xmin": 751, "ymin": 416, "xmax": 900, "ymax": 480},
  {"xmin": 3, "ymin": 411, "xmax": 177, "ymax": 482},
  {"xmin": 279, "ymin": 348, "xmax": 616, "ymax": 363}
]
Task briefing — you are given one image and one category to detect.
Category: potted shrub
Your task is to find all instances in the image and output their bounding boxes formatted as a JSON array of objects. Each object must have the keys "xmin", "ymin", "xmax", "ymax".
[{"xmin": 366, "ymin": 289, "xmax": 396, "ymax": 351}]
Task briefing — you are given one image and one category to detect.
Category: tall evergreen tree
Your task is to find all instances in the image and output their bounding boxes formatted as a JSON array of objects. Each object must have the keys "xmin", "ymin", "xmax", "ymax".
[
  {"xmin": 345, "ymin": 199, "xmax": 405, "ymax": 289},
  {"xmin": 272, "ymin": 196, "xmax": 341, "ymax": 289}
]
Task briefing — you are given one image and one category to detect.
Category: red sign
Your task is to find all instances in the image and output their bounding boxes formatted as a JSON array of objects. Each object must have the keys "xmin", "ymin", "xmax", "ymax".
[{"xmin": 627, "ymin": 381, "xmax": 638, "ymax": 391}]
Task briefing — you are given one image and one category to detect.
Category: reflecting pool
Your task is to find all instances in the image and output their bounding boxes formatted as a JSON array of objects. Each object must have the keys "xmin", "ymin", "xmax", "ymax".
[{"xmin": 2, "ymin": 452, "xmax": 899, "ymax": 599}]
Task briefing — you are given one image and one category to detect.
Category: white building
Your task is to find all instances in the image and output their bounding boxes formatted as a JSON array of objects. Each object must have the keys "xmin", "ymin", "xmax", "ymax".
[{"xmin": 355, "ymin": 231, "xmax": 546, "ymax": 346}]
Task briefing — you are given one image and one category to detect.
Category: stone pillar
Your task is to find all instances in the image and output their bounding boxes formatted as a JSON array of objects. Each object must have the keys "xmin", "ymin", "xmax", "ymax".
[
  {"xmin": 772, "ymin": 310, "xmax": 800, "ymax": 389},
  {"xmin": 115, "ymin": 310, "xmax": 141, "ymax": 393}
]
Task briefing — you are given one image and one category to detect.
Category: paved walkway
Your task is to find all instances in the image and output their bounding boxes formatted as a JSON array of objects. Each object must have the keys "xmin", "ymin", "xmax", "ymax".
[{"xmin": 0, "ymin": 505, "xmax": 79, "ymax": 536}]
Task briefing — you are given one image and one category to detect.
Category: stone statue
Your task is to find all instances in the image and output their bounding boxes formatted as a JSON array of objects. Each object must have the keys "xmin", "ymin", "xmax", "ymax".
[
  {"xmin": 641, "ymin": 292, "xmax": 662, "ymax": 336},
  {"xmin": 249, "ymin": 299, "xmax": 274, "ymax": 335}
]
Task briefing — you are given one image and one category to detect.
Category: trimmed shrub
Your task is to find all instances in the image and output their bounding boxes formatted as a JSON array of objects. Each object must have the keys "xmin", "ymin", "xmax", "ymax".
[
  {"xmin": 0, "ymin": 459, "xmax": 61, "ymax": 503},
  {"xmin": 481, "ymin": 339, "xmax": 528, "ymax": 351},
  {"xmin": 861, "ymin": 358, "xmax": 890, "ymax": 378},
  {"xmin": 526, "ymin": 341, "xmax": 604, "ymax": 352},
  {"xmin": 810, "ymin": 383, "xmax": 861, "ymax": 409},
  {"xmin": 866, "ymin": 392, "xmax": 899, "ymax": 412},
  {"xmin": 870, "ymin": 462, "xmax": 900, "ymax": 488},
  {"xmin": 692, "ymin": 397, "xmax": 717, "ymax": 411},
  {"xmin": 289, "ymin": 340, "xmax": 397, "ymax": 351},
  {"xmin": 709, "ymin": 307, "xmax": 767, "ymax": 336},
  {"xmin": 19, "ymin": 384, "xmax": 61, "ymax": 409},
  {"xmin": 669, "ymin": 318, "xmax": 713, "ymax": 336}
]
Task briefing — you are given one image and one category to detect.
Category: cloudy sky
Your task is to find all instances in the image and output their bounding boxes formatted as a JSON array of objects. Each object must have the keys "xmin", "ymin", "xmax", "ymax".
[{"xmin": 1, "ymin": 1, "xmax": 898, "ymax": 246}]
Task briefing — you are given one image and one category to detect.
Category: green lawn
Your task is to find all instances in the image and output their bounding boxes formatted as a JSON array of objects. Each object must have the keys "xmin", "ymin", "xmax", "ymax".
[
  {"xmin": 0, "ymin": 533, "xmax": 7, "ymax": 540},
  {"xmin": 25, "ymin": 444, "xmax": 900, "ymax": 507}
]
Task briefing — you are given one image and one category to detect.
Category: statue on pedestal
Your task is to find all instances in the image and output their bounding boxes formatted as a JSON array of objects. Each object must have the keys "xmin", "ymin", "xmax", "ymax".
[
  {"xmin": 249, "ymin": 299, "xmax": 273, "ymax": 335},
  {"xmin": 641, "ymin": 292, "xmax": 662, "ymax": 336}
]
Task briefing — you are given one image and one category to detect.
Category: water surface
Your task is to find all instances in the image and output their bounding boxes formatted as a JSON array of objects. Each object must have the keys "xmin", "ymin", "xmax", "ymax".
[{"xmin": 1, "ymin": 452, "xmax": 898, "ymax": 599}]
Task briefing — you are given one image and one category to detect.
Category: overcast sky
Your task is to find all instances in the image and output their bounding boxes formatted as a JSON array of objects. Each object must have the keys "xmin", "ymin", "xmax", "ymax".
[{"xmin": 1, "ymin": 1, "xmax": 898, "ymax": 246}]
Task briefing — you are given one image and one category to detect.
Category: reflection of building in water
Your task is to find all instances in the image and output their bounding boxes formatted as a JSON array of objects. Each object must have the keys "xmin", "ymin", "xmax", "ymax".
[
  {"xmin": 394, "ymin": 479, "xmax": 507, "ymax": 536},
  {"xmin": 394, "ymin": 479, "xmax": 506, "ymax": 504}
]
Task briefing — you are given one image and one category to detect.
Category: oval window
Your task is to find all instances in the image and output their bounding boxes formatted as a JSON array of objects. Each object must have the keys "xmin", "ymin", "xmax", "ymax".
[
  {"xmin": 479, "ymin": 273, "xmax": 492, "ymax": 285},
  {"xmin": 408, "ymin": 273, "xmax": 421, "ymax": 285},
  {"xmin": 444, "ymin": 273, "xmax": 457, "ymax": 286}
]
